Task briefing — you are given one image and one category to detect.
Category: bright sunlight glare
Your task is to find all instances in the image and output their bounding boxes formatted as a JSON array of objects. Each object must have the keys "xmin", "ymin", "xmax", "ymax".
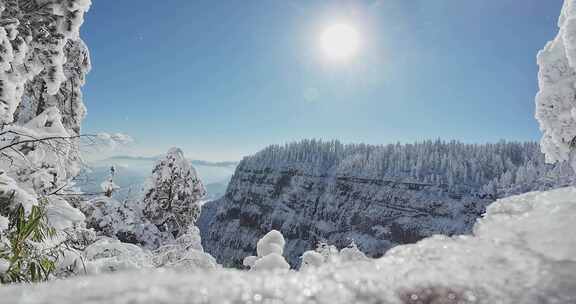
[{"xmin": 320, "ymin": 23, "xmax": 360, "ymax": 61}]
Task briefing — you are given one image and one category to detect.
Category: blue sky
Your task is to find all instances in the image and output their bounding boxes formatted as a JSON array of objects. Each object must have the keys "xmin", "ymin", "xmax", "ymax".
[{"xmin": 81, "ymin": 0, "xmax": 563, "ymax": 161}]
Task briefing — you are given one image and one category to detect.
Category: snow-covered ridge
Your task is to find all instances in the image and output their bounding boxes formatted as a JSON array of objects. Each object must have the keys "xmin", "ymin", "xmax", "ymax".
[
  {"xmin": 201, "ymin": 140, "xmax": 574, "ymax": 267},
  {"xmin": 240, "ymin": 139, "xmax": 570, "ymax": 194},
  {"xmin": 2, "ymin": 187, "xmax": 575, "ymax": 303}
]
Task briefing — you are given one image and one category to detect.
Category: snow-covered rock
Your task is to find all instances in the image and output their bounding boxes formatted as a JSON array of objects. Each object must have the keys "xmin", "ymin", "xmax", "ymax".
[
  {"xmin": 1, "ymin": 187, "xmax": 574, "ymax": 303},
  {"xmin": 143, "ymin": 148, "xmax": 206, "ymax": 238},
  {"xmin": 202, "ymin": 140, "xmax": 574, "ymax": 267}
]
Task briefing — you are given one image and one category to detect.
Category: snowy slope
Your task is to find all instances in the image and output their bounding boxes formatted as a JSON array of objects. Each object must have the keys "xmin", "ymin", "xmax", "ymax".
[{"xmin": 1, "ymin": 187, "xmax": 574, "ymax": 303}]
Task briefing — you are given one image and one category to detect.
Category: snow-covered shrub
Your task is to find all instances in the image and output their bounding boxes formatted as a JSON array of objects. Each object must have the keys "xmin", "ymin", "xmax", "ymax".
[
  {"xmin": 82, "ymin": 228, "xmax": 217, "ymax": 275},
  {"xmin": 83, "ymin": 237, "xmax": 153, "ymax": 275},
  {"xmin": 152, "ymin": 226, "xmax": 217, "ymax": 271},
  {"xmin": 101, "ymin": 166, "xmax": 120, "ymax": 198},
  {"xmin": 338, "ymin": 242, "xmax": 369, "ymax": 263},
  {"xmin": 299, "ymin": 250, "xmax": 324, "ymax": 271},
  {"xmin": 0, "ymin": 172, "xmax": 88, "ymax": 282},
  {"xmin": 143, "ymin": 148, "xmax": 206, "ymax": 238},
  {"xmin": 0, "ymin": 198, "xmax": 61, "ymax": 283},
  {"xmin": 80, "ymin": 196, "xmax": 171, "ymax": 249},
  {"xmin": 315, "ymin": 242, "xmax": 340, "ymax": 264},
  {"xmin": 244, "ymin": 230, "xmax": 290, "ymax": 271},
  {"xmin": 299, "ymin": 241, "xmax": 369, "ymax": 271}
]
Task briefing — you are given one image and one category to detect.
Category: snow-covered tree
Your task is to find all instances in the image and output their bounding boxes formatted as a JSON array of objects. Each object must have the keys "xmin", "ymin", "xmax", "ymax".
[
  {"xmin": 536, "ymin": 0, "xmax": 576, "ymax": 169},
  {"xmin": 142, "ymin": 148, "xmax": 206, "ymax": 238},
  {"xmin": 0, "ymin": 0, "xmax": 93, "ymax": 283},
  {"xmin": 0, "ymin": 0, "xmax": 91, "ymax": 126},
  {"xmin": 100, "ymin": 166, "xmax": 119, "ymax": 198},
  {"xmin": 0, "ymin": 0, "xmax": 93, "ymax": 198}
]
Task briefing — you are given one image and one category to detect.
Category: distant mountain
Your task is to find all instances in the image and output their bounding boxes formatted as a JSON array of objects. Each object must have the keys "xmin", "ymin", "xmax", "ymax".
[
  {"xmin": 191, "ymin": 160, "xmax": 239, "ymax": 168},
  {"xmin": 102, "ymin": 155, "xmax": 238, "ymax": 168},
  {"xmin": 80, "ymin": 155, "xmax": 238, "ymax": 201}
]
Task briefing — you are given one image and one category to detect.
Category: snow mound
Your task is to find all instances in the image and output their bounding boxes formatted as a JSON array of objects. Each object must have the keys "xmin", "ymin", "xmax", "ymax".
[
  {"xmin": 0, "ymin": 187, "xmax": 574, "ymax": 303},
  {"xmin": 256, "ymin": 230, "xmax": 285, "ymax": 257},
  {"xmin": 244, "ymin": 230, "xmax": 290, "ymax": 272}
]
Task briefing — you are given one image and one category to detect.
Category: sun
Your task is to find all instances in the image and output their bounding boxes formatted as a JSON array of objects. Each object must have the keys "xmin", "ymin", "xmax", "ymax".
[{"xmin": 320, "ymin": 23, "xmax": 360, "ymax": 61}]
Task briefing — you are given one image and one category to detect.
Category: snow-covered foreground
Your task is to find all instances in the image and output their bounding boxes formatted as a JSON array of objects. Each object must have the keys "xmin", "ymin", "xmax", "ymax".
[{"xmin": 1, "ymin": 187, "xmax": 575, "ymax": 304}]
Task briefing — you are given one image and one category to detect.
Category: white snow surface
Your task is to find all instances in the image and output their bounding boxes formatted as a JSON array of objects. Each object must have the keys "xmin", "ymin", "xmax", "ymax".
[{"xmin": 1, "ymin": 187, "xmax": 575, "ymax": 303}]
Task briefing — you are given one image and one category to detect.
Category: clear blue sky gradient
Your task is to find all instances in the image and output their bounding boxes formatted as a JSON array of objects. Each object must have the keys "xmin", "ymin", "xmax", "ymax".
[{"xmin": 81, "ymin": 0, "xmax": 564, "ymax": 161}]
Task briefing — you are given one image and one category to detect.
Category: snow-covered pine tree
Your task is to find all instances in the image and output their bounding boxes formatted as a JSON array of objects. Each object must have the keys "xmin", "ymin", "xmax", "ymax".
[
  {"xmin": 143, "ymin": 148, "xmax": 206, "ymax": 238},
  {"xmin": 101, "ymin": 166, "xmax": 119, "ymax": 198}
]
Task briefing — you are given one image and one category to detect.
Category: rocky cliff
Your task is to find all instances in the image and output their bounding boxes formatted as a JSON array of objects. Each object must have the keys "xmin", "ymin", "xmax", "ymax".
[{"xmin": 201, "ymin": 139, "xmax": 574, "ymax": 267}]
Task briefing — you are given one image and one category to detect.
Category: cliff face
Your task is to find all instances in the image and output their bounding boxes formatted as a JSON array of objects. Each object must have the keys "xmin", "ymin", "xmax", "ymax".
[
  {"xmin": 201, "ymin": 140, "xmax": 573, "ymax": 268},
  {"xmin": 202, "ymin": 166, "xmax": 488, "ymax": 268}
]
